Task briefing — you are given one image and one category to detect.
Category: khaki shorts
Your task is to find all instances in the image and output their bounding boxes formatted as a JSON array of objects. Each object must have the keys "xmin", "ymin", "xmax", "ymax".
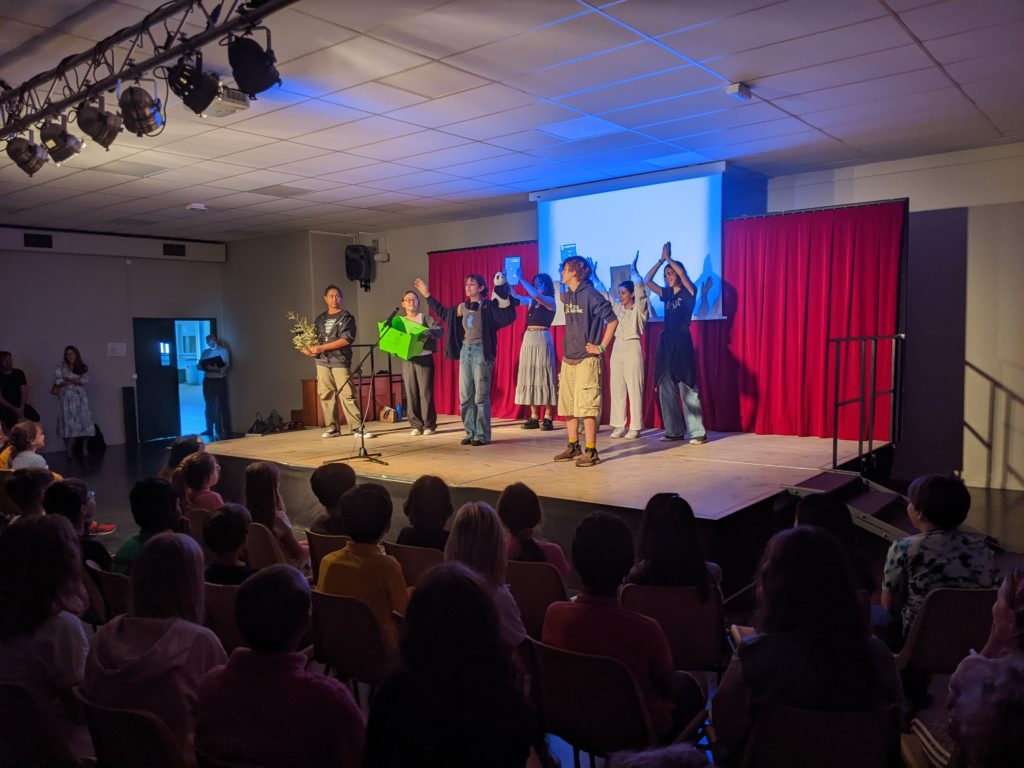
[{"xmin": 557, "ymin": 356, "xmax": 602, "ymax": 418}]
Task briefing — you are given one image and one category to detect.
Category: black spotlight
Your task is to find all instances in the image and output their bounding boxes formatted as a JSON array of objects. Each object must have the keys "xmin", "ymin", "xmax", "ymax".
[
  {"xmin": 39, "ymin": 117, "xmax": 84, "ymax": 164},
  {"xmin": 168, "ymin": 52, "xmax": 222, "ymax": 116},
  {"xmin": 6, "ymin": 132, "xmax": 48, "ymax": 176},
  {"xmin": 228, "ymin": 29, "xmax": 280, "ymax": 97},
  {"xmin": 118, "ymin": 81, "xmax": 165, "ymax": 136},
  {"xmin": 77, "ymin": 98, "xmax": 123, "ymax": 150}
]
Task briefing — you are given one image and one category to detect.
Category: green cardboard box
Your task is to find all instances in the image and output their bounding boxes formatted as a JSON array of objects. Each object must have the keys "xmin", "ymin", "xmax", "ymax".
[{"xmin": 378, "ymin": 316, "xmax": 429, "ymax": 361}]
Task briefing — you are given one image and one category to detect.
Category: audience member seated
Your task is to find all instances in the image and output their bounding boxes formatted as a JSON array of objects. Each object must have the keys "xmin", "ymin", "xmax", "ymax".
[
  {"xmin": 158, "ymin": 434, "xmax": 204, "ymax": 482},
  {"xmin": 364, "ymin": 562, "xmax": 535, "ymax": 768},
  {"xmin": 0, "ymin": 515, "xmax": 91, "ymax": 759},
  {"xmin": 712, "ymin": 526, "xmax": 902, "ymax": 766},
  {"xmin": 308, "ymin": 462, "xmax": 357, "ymax": 535},
  {"xmin": 112, "ymin": 478, "xmax": 180, "ymax": 576},
  {"xmin": 397, "ymin": 474, "xmax": 453, "ymax": 550},
  {"xmin": 947, "ymin": 567, "xmax": 1024, "ymax": 768},
  {"xmin": 445, "ymin": 501, "xmax": 527, "ymax": 653},
  {"xmin": 245, "ymin": 461, "xmax": 308, "ymax": 573},
  {"xmin": 795, "ymin": 492, "xmax": 878, "ymax": 596},
  {"xmin": 196, "ymin": 565, "xmax": 365, "ymax": 767},
  {"xmin": 608, "ymin": 743, "xmax": 711, "ymax": 768},
  {"xmin": 5, "ymin": 466, "xmax": 55, "ymax": 519},
  {"xmin": 881, "ymin": 474, "xmax": 997, "ymax": 639},
  {"xmin": 204, "ymin": 504, "xmax": 256, "ymax": 586},
  {"xmin": 316, "ymin": 483, "xmax": 408, "ymax": 650},
  {"xmin": 43, "ymin": 479, "xmax": 112, "ymax": 570},
  {"xmin": 85, "ymin": 532, "xmax": 227, "ymax": 759},
  {"xmin": 543, "ymin": 511, "xmax": 704, "ymax": 742},
  {"xmin": 174, "ymin": 451, "xmax": 224, "ymax": 515},
  {"xmin": 496, "ymin": 481, "xmax": 570, "ymax": 575},
  {"xmin": 626, "ymin": 492, "xmax": 721, "ymax": 595},
  {"xmin": 5, "ymin": 419, "xmax": 50, "ymax": 470}
]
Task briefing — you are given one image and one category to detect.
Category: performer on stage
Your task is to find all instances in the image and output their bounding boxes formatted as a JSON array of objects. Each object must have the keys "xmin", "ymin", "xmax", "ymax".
[
  {"xmin": 645, "ymin": 242, "xmax": 707, "ymax": 444},
  {"xmin": 553, "ymin": 257, "xmax": 618, "ymax": 467},
  {"xmin": 413, "ymin": 273, "xmax": 518, "ymax": 446},
  {"xmin": 591, "ymin": 254, "xmax": 649, "ymax": 439},
  {"xmin": 398, "ymin": 290, "xmax": 443, "ymax": 436},
  {"xmin": 304, "ymin": 285, "xmax": 372, "ymax": 439},
  {"xmin": 510, "ymin": 273, "xmax": 557, "ymax": 431}
]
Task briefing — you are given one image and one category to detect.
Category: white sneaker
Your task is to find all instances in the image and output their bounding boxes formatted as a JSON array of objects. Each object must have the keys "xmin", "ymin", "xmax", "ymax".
[
  {"xmin": 609, "ymin": 427, "xmax": 627, "ymax": 439},
  {"xmin": 352, "ymin": 428, "xmax": 374, "ymax": 439},
  {"xmin": 321, "ymin": 427, "xmax": 340, "ymax": 438},
  {"xmin": 410, "ymin": 428, "xmax": 422, "ymax": 436},
  {"xmin": 422, "ymin": 428, "xmax": 435, "ymax": 435},
  {"xmin": 624, "ymin": 429, "xmax": 641, "ymax": 439}
]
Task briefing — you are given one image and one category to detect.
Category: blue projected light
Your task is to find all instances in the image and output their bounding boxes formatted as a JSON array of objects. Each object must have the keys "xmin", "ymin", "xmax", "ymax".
[{"xmin": 159, "ymin": 341, "xmax": 171, "ymax": 367}]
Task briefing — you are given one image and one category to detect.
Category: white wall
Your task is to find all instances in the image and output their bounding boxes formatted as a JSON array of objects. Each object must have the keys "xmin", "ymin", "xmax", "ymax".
[{"xmin": 768, "ymin": 142, "xmax": 1024, "ymax": 489}]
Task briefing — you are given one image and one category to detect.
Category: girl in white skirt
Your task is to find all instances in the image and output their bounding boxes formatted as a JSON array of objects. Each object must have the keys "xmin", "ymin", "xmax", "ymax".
[{"xmin": 511, "ymin": 274, "xmax": 557, "ymax": 431}]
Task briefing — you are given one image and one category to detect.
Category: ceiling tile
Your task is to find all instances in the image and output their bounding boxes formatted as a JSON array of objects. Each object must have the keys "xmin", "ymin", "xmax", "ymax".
[
  {"xmin": 556, "ymin": 67, "xmax": 724, "ymax": 115},
  {"xmin": 442, "ymin": 103, "xmax": 580, "ymax": 141},
  {"xmin": 486, "ymin": 130, "xmax": 568, "ymax": 151},
  {"xmin": 278, "ymin": 36, "xmax": 431, "ymax": 97},
  {"xmin": 218, "ymin": 141, "xmax": 334, "ymax": 170},
  {"xmin": 636, "ymin": 102, "xmax": 789, "ymax": 141},
  {"xmin": 320, "ymin": 81, "xmax": 428, "ymax": 113},
  {"xmin": 946, "ymin": 48, "xmax": 1024, "ymax": 85},
  {"xmin": 150, "ymin": 130, "xmax": 276, "ymax": 160},
  {"xmin": 293, "ymin": 0, "xmax": 448, "ymax": 33},
  {"xmin": 362, "ymin": 170, "xmax": 461, "ymax": 192},
  {"xmin": 346, "ymin": 131, "xmax": 470, "ymax": 161},
  {"xmin": 924, "ymin": 18, "xmax": 1024, "ymax": 65},
  {"xmin": 898, "ymin": 0, "xmax": 1024, "ymax": 40},
  {"xmin": 290, "ymin": 116, "xmax": 423, "ymax": 151},
  {"xmin": 750, "ymin": 45, "xmax": 934, "ymax": 97},
  {"xmin": 230, "ymin": 101, "xmax": 369, "ymax": 140},
  {"xmin": 268, "ymin": 153, "xmax": 377, "ymax": 176},
  {"xmin": 601, "ymin": 89, "xmax": 739, "ymax": 129},
  {"xmin": 387, "ymin": 83, "xmax": 538, "ymax": 128},
  {"xmin": 773, "ymin": 68, "xmax": 951, "ymax": 114},
  {"xmin": 379, "ymin": 62, "xmax": 491, "ymax": 99},
  {"xmin": 597, "ymin": 0, "xmax": 789, "ymax": 39}
]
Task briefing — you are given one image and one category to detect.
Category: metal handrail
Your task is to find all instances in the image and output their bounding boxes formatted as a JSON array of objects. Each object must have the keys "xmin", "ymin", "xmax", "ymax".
[{"xmin": 963, "ymin": 362, "xmax": 1024, "ymax": 488}]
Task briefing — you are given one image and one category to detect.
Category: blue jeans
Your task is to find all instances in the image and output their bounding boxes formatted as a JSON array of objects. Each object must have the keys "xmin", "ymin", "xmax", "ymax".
[
  {"xmin": 460, "ymin": 344, "xmax": 493, "ymax": 443},
  {"xmin": 658, "ymin": 374, "xmax": 706, "ymax": 439}
]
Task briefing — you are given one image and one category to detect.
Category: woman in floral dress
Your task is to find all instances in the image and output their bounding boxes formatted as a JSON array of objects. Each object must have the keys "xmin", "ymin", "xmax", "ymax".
[{"xmin": 54, "ymin": 345, "xmax": 95, "ymax": 457}]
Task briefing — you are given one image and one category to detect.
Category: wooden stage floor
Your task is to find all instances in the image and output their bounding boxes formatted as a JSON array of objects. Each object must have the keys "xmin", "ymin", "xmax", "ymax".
[{"xmin": 208, "ymin": 414, "xmax": 867, "ymax": 522}]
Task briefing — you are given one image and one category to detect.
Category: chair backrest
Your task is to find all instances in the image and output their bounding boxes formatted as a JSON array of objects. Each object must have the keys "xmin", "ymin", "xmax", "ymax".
[
  {"xmin": 245, "ymin": 523, "xmax": 286, "ymax": 570},
  {"xmin": 74, "ymin": 687, "xmax": 187, "ymax": 768},
  {"xmin": 306, "ymin": 530, "xmax": 351, "ymax": 582},
  {"xmin": 184, "ymin": 505, "xmax": 213, "ymax": 547},
  {"xmin": 896, "ymin": 587, "xmax": 999, "ymax": 674},
  {"xmin": 0, "ymin": 469, "xmax": 17, "ymax": 518},
  {"xmin": 81, "ymin": 560, "xmax": 108, "ymax": 626},
  {"xmin": 382, "ymin": 540, "xmax": 443, "ymax": 587},
  {"xmin": 531, "ymin": 640, "xmax": 656, "ymax": 757},
  {"xmin": 741, "ymin": 704, "xmax": 894, "ymax": 768},
  {"xmin": 0, "ymin": 683, "xmax": 79, "ymax": 768},
  {"xmin": 205, "ymin": 582, "xmax": 245, "ymax": 653},
  {"xmin": 87, "ymin": 560, "xmax": 131, "ymax": 619},
  {"xmin": 506, "ymin": 560, "xmax": 569, "ymax": 639},
  {"xmin": 620, "ymin": 583, "xmax": 728, "ymax": 672},
  {"xmin": 310, "ymin": 590, "xmax": 392, "ymax": 685}
]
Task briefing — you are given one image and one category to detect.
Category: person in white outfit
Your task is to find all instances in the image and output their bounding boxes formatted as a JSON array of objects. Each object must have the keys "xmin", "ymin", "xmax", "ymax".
[{"xmin": 591, "ymin": 254, "xmax": 649, "ymax": 439}]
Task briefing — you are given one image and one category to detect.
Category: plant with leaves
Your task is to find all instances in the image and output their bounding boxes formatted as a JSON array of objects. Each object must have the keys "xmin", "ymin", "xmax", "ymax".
[{"xmin": 287, "ymin": 311, "xmax": 318, "ymax": 353}]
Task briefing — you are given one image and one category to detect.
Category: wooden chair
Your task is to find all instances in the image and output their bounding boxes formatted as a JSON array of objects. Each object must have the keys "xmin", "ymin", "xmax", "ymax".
[
  {"xmin": 896, "ymin": 587, "xmax": 998, "ymax": 674},
  {"xmin": 81, "ymin": 559, "xmax": 108, "ymax": 627},
  {"xmin": 87, "ymin": 560, "xmax": 131, "ymax": 619},
  {"xmin": 184, "ymin": 505, "xmax": 213, "ymax": 547},
  {"xmin": 531, "ymin": 640, "xmax": 656, "ymax": 768},
  {"xmin": 245, "ymin": 522, "xmax": 286, "ymax": 570},
  {"xmin": 620, "ymin": 583, "xmax": 730, "ymax": 675},
  {"xmin": 310, "ymin": 590, "xmax": 393, "ymax": 701},
  {"xmin": 306, "ymin": 529, "xmax": 350, "ymax": 582},
  {"xmin": 73, "ymin": 687, "xmax": 188, "ymax": 768},
  {"xmin": 506, "ymin": 560, "xmax": 569, "ymax": 639},
  {"xmin": 739, "ymin": 704, "xmax": 896, "ymax": 768},
  {"xmin": 0, "ymin": 683, "xmax": 80, "ymax": 768},
  {"xmin": 205, "ymin": 582, "xmax": 245, "ymax": 653},
  {"xmin": 382, "ymin": 540, "xmax": 443, "ymax": 587}
]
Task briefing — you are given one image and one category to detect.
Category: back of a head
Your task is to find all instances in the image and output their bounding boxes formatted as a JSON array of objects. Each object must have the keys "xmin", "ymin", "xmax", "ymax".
[
  {"xmin": 6, "ymin": 468, "xmax": 55, "ymax": 513},
  {"xmin": 0, "ymin": 515, "xmax": 81, "ymax": 639},
  {"xmin": 129, "ymin": 477, "xmax": 178, "ymax": 534},
  {"xmin": 310, "ymin": 462, "xmax": 357, "ymax": 509},
  {"xmin": 909, "ymin": 473, "xmax": 971, "ymax": 529},
  {"xmin": 573, "ymin": 511, "xmax": 634, "ymax": 596},
  {"xmin": 43, "ymin": 480, "xmax": 89, "ymax": 531},
  {"xmin": 635, "ymin": 493, "xmax": 707, "ymax": 589},
  {"xmin": 164, "ymin": 435, "xmax": 202, "ymax": 477},
  {"xmin": 6, "ymin": 420, "xmax": 39, "ymax": 458},
  {"xmin": 404, "ymin": 475, "xmax": 453, "ymax": 532},
  {"xmin": 795, "ymin": 492, "xmax": 856, "ymax": 543},
  {"xmin": 204, "ymin": 504, "xmax": 252, "ymax": 555},
  {"xmin": 236, "ymin": 564, "xmax": 310, "ymax": 653},
  {"xmin": 339, "ymin": 483, "xmax": 393, "ymax": 543},
  {"xmin": 444, "ymin": 501, "xmax": 506, "ymax": 585},
  {"xmin": 131, "ymin": 532, "xmax": 205, "ymax": 624},
  {"xmin": 496, "ymin": 481, "xmax": 542, "ymax": 538},
  {"xmin": 244, "ymin": 461, "xmax": 281, "ymax": 528},
  {"xmin": 174, "ymin": 451, "xmax": 217, "ymax": 496}
]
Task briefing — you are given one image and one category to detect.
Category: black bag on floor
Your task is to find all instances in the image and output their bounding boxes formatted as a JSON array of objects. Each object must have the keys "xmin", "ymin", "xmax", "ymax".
[{"xmin": 87, "ymin": 424, "xmax": 107, "ymax": 453}]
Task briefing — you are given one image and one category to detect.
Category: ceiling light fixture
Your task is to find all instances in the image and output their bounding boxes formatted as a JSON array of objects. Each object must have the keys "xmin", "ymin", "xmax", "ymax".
[
  {"xmin": 168, "ymin": 51, "xmax": 222, "ymax": 116},
  {"xmin": 726, "ymin": 82, "xmax": 752, "ymax": 102},
  {"xmin": 118, "ymin": 79, "xmax": 165, "ymax": 136},
  {"xmin": 5, "ymin": 131, "xmax": 48, "ymax": 176},
  {"xmin": 77, "ymin": 97, "xmax": 123, "ymax": 149},
  {"xmin": 227, "ymin": 28, "xmax": 280, "ymax": 97},
  {"xmin": 39, "ymin": 116, "xmax": 84, "ymax": 165}
]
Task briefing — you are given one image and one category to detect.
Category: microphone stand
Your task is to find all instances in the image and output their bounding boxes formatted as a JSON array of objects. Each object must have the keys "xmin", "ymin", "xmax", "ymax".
[{"xmin": 347, "ymin": 308, "xmax": 400, "ymax": 466}]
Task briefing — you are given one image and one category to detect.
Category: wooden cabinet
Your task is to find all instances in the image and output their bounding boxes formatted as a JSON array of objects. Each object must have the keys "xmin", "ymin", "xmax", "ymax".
[{"xmin": 301, "ymin": 375, "xmax": 403, "ymax": 426}]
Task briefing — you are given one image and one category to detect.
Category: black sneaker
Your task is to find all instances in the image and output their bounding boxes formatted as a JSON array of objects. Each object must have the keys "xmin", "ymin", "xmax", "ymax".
[
  {"xmin": 689, "ymin": 435, "xmax": 709, "ymax": 445},
  {"xmin": 521, "ymin": 418, "xmax": 540, "ymax": 430},
  {"xmin": 541, "ymin": 418, "xmax": 553, "ymax": 431},
  {"xmin": 460, "ymin": 437, "xmax": 473, "ymax": 445},
  {"xmin": 470, "ymin": 439, "xmax": 487, "ymax": 446},
  {"xmin": 575, "ymin": 447, "xmax": 601, "ymax": 467},
  {"xmin": 554, "ymin": 442, "xmax": 582, "ymax": 462}
]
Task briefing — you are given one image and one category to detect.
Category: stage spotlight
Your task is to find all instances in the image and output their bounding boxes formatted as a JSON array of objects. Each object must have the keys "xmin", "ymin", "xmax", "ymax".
[
  {"xmin": 6, "ymin": 132, "xmax": 48, "ymax": 176},
  {"xmin": 40, "ymin": 116, "xmax": 84, "ymax": 165},
  {"xmin": 77, "ymin": 98, "xmax": 123, "ymax": 150},
  {"xmin": 228, "ymin": 30, "xmax": 280, "ymax": 97},
  {"xmin": 168, "ymin": 53, "xmax": 222, "ymax": 116},
  {"xmin": 118, "ymin": 80, "xmax": 165, "ymax": 136}
]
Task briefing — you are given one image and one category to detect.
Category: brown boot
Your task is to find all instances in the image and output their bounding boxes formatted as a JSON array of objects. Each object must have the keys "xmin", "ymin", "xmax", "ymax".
[
  {"xmin": 575, "ymin": 447, "xmax": 601, "ymax": 467},
  {"xmin": 553, "ymin": 442, "xmax": 582, "ymax": 462}
]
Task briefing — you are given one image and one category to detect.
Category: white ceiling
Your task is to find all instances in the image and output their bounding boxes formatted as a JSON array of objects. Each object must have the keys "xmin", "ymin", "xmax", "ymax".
[{"xmin": 1, "ymin": 0, "xmax": 1022, "ymax": 242}]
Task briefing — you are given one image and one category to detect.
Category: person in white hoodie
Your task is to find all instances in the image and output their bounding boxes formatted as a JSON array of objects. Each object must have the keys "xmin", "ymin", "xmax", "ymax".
[{"xmin": 84, "ymin": 532, "xmax": 226, "ymax": 762}]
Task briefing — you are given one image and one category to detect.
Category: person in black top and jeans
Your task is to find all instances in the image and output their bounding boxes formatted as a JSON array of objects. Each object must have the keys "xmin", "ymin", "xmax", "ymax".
[{"xmin": 0, "ymin": 352, "xmax": 40, "ymax": 431}]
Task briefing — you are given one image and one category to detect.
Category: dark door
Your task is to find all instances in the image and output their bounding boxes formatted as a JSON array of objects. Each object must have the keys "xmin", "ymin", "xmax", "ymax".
[{"xmin": 133, "ymin": 318, "xmax": 181, "ymax": 441}]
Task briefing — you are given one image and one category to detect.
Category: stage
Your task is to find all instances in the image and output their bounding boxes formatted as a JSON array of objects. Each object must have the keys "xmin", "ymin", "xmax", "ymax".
[{"xmin": 208, "ymin": 416, "xmax": 873, "ymax": 593}]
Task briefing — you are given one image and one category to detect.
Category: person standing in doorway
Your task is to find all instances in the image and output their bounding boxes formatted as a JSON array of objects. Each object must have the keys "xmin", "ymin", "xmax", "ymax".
[
  {"xmin": 198, "ymin": 335, "xmax": 231, "ymax": 440},
  {"xmin": 0, "ymin": 352, "xmax": 41, "ymax": 432},
  {"xmin": 305, "ymin": 285, "xmax": 373, "ymax": 439}
]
